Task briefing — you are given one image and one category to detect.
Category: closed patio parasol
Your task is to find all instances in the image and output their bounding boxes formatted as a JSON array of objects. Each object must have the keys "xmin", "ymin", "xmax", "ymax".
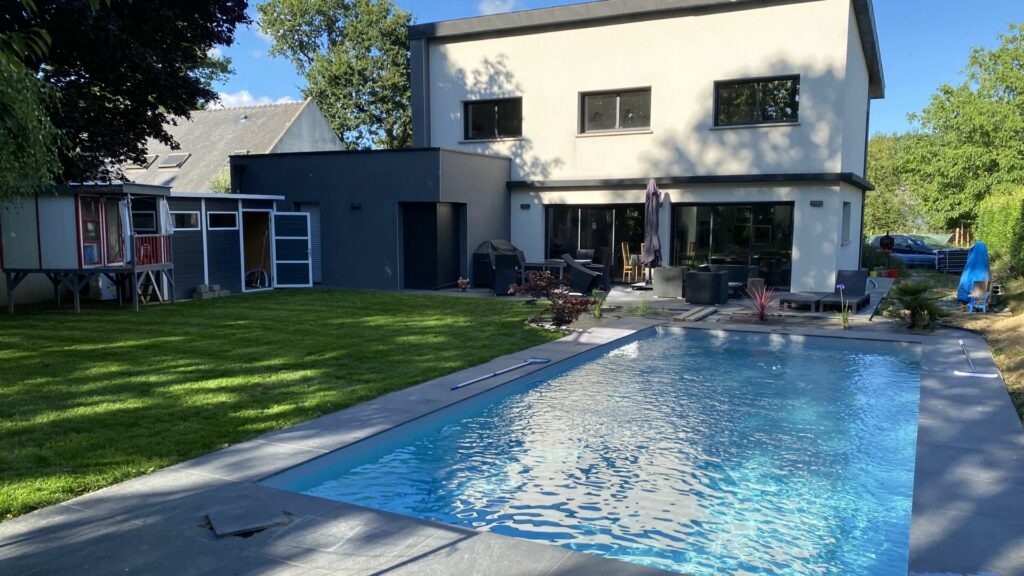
[{"xmin": 641, "ymin": 178, "xmax": 662, "ymax": 278}]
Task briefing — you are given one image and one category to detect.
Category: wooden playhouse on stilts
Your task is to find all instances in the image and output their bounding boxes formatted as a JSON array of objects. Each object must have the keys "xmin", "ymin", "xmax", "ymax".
[{"xmin": 1, "ymin": 183, "xmax": 176, "ymax": 313}]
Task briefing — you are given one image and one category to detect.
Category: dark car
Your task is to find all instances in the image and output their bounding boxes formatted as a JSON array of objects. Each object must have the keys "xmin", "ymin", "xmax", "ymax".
[{"xmin": 869, "ymin": 234, "xmax": 937, "ymax": 268}]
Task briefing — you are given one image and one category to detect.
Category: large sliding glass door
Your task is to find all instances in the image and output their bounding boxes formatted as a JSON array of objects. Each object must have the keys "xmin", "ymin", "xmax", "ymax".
[
  {"xmin": 671, "ymin": 202, "xmax": 794, "ymax": 288},
  {"xmin": 545, "ymin": 204, "xmax": 644, "ymax": 282}
]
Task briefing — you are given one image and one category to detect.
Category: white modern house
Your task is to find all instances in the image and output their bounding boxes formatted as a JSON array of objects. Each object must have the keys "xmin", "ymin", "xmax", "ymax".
[{"xmin": 408, "ymin": 0, "xmax": 883, "ymax": 291}]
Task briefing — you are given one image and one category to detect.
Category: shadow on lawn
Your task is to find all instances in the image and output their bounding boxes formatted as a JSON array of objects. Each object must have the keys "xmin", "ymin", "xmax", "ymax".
[{"xmin": 0, "ymin": 290, "xmax": 553, "ymax": 518}]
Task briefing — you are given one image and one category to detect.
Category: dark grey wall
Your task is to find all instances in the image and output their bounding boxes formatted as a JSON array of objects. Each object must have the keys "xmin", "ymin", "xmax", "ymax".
[
  {"xmin": 235, "ymin": 149, "xmax": 442, "ymax": 290},
  {"xmin": 167, "ymin": 197, "xmax": 204, "ymax": 300},
  {"xmin": 233, "ymin": 149, "xmax": 511, "ymax": 291}
]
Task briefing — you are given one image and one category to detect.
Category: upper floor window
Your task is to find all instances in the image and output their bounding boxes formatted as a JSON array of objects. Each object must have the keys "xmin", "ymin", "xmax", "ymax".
[
  {"xmin": 714, "ymin": 76, "xmax": 799, "ymax": 127},
  {"xmin": 464, "ymin": 98, "xmax": 522, "ymax": 140},
  {"xmin": 580, "ymin": 89, "xmax": 651, "ymax": 133}
]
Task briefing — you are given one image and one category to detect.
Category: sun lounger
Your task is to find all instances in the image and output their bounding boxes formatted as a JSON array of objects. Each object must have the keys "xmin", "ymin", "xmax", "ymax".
[{"xmin": 818, "ymin": 270, "xmax": 871, "ymax": 312}]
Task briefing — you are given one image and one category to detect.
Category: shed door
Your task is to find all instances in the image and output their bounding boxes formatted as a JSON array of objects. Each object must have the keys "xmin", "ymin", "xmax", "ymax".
[{"xmin": 273, "ymin": 212, "xmax": 312, "ymax": 288}]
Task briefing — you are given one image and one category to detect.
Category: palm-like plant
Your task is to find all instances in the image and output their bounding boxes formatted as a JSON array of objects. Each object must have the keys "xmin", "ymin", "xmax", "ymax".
[{"xmin": 886, "ymin": 280, "xmax": 950, "ymax": 329}]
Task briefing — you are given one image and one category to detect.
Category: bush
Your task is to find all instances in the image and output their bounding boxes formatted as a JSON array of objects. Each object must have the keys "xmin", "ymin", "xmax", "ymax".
[
  {"xmin": 884, "ymin": 280, "xmax": 950, "ymax": 329},
  {"xmin": 861, "ymin": 242, "xmax": 905, "ymax": 273},
  {"xmin": 510, "ymin": 271, "xmax": 594, "ymax": 326},
  {"xmin": 975, "ymin": 185, "xmax": 1024, "ymax": 274}
]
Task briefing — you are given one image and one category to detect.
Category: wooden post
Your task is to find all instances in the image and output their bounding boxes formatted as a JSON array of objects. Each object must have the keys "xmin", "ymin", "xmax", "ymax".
[{"xmin": 132, "ymin": 271, "xmax": 140, "ymax": 312}]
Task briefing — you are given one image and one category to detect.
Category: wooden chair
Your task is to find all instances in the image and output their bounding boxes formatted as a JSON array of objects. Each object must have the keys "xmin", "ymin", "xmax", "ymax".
[{"xmin": 620, "ymin": 242, "xmax": 639, "ymax": 283}]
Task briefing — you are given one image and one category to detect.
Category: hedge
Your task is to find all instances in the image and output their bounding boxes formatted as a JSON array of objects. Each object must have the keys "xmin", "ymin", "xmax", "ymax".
[{"xmin": 975, "ymin": 185, "xmax": 1024, "ymax": 273}]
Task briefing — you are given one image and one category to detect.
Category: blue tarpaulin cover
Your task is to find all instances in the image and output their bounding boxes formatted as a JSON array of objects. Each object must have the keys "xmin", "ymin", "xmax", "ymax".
[{"xmin": 957, "ymin": 242, "xmax": 990, "ymax": 302}]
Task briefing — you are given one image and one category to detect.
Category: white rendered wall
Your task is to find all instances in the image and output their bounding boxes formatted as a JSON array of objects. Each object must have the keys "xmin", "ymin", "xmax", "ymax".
[
  {"xmin": 841, "ymin": 3, "xmax": 870, "ymax": 174},
  {"xmin": 511, "ymin": 183, "xmax": 844, "ymax": 291},
  {"xmin": 428, "ymin": 0, "xmax": 866, "ymax": 181},
  {"xmin": 837, "ymin": 183, "xmax": 864, "ymax": 272}
]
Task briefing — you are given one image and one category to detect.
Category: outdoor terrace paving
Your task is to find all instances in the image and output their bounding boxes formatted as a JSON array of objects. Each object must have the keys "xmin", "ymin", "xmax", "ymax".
[{"xmin": 1, "ymin": 316, "xmax": 1022, "ymax": 575}]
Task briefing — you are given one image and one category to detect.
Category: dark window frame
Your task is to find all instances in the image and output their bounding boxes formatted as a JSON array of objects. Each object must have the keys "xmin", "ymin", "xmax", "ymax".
[
  {"xmin": 579, "ymin": 87, "xmax": 652, "ymax": 134},
  {"xmin": 462, "ymin": 97, "xmax": 523, "ymax": 141},
  {"xmin": 713, "ymin": 75, "xmax": 800, "ymax": 127}
]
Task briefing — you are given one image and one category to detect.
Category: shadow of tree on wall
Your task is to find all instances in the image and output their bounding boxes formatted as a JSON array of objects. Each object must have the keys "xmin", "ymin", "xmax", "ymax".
[
  {"xmin": 634, "ymin": 61, "xmax": 848, "ymax": 291},
  {"xmin": 436, "ymin": 55, "xmax": 564, "ymax": 181}
]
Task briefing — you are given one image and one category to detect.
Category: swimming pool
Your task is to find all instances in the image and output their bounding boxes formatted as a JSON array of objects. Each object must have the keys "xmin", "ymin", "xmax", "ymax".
[{"xmin": 263, "ymin": 328, "xmax": 921, "ymax": 575}]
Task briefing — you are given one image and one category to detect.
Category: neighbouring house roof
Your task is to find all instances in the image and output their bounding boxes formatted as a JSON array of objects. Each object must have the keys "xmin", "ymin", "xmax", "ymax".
[
  {"xmin": 125, "ymin": 100, "xmax": 324, "ymax": 193},
  {"xmin": 409, "ymin": 0, "xmax": 885, "ymax": 98}
]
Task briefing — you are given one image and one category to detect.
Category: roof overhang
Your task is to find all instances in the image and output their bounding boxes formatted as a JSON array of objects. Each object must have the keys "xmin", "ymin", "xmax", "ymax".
[
  {"xmin": 57, "ymin": 182, "xmax": 172, "ymax": 197},
  {"xmin": 171, "ymin": 192, "xmax": 286, "ymax": 201},
  {"xmin": 508, "ymin": 173, "xmax": 875, "ymax": 191},
  {"xmin": 410, "ymin": 0, "xmax": 884, "ymax": 99}
]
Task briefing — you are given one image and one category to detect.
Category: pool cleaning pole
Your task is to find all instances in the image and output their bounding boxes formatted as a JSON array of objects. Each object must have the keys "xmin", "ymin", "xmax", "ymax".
[
  {"xmin": 451, "ymin": 358, "xmax": 550, "ymax": 391},
  {"xmin": 954, "ymin": 340, "xmax": 999, "ymax": 379}
]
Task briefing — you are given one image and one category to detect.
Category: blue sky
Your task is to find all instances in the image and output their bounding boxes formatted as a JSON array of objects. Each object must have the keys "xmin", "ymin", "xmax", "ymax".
[{"xmin": 213, "ymin": 0, "xmax": 1023, "ymax": 135}]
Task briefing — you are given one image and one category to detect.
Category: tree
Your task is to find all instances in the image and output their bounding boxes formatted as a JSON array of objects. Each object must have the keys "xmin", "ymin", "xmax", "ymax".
[
  {"xmin": 6, "ymin": 1, "xmax": 249, "ymax": 183},
  {"xmin": 863, "ymin": 133, "xmax": 926, "ymax": 235},
  {"xmin": 258, "ymin": 0, "xmax": 412, "ymax": 150},
  {"xmin": 0, "ymin": 66, "xmax": 62, "ymax": 199},
  {"xmin": 905, "ymin": 22, "xmax": 1024, "ymax": 228}
]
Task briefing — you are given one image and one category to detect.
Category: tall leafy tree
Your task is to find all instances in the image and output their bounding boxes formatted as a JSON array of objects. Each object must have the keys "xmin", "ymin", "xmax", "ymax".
[
  {"xmin": 905, "ymin": 22, "xmax": 1024, "ymax": 228},
  {"xmin": 5, "ymin": 0, "xmax": 249, "ymax": 183},
  {"xmin": 258, "ymin": 0, "xmax": 412, "ymax": 149},
  {"xmin": 863, "ymin": 133, "xmax": 926, "ymax": 235}
]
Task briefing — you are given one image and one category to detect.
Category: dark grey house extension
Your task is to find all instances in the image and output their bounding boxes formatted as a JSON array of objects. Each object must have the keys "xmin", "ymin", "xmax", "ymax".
[{"xmin": 230, "ymin": 148, "xmax": 511, "ymax": 290}]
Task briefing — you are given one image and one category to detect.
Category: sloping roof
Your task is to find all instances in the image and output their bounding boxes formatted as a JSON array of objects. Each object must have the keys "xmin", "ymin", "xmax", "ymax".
[
  {"xmin": 409, "ymin": 0, "xmax": 884, "ymax": 98},
  {"xmin": 125, "ymin": 101, "xmax": 311, "ymax": 192}
]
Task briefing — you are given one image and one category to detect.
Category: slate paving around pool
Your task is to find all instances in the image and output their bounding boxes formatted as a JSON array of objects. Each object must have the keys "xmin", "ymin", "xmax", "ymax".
[{"xmin": 1, "ymin": 318, "xmax": 1022, "ymax": 575}]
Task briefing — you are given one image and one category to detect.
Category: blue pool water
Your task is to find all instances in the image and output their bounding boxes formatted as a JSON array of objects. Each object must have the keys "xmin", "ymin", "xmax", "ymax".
[{"xmin": 265, "ymin": 329, "xmax": 921, "ymax": 575}]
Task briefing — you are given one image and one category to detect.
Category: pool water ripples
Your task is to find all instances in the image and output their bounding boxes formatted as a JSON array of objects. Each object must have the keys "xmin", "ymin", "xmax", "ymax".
[{"xmin": 293, "ymin": 330, "xmax": 920, "ymax": 575}]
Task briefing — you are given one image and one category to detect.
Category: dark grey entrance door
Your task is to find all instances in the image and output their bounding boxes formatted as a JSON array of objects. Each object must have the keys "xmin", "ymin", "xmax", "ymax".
[{"xmin": 402, "ymin": 203, "xmax": 462, "ymax": 290}]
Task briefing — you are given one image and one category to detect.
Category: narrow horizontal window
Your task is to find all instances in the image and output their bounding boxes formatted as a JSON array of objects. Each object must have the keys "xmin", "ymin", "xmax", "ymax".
[
  {"xmin": 131, "ymin": 211, "xmax": 157, "ymax": 232},
  {"xmin": 172, "ymin": 212, "xmax": 200, "ymax": 231},
  {"xmin": 464, "ymin": 98, "xmax": 522, "ymax": 140},
  {"xmin": 580, "ymin": 89, "xmax": 651, "ymax": 133},
  {"xmin": 207, "ymin": 212, "xmax": 238, "ymax": 230},
  {"xmin": 714, "ymin": 76, "xmax": 800, "ymax": 127}
]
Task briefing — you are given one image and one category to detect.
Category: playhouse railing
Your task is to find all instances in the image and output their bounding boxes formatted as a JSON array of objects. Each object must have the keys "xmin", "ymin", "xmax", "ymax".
[{"xmin": 134, "ymin": 234, "xmax": 172, "ymax": 266}]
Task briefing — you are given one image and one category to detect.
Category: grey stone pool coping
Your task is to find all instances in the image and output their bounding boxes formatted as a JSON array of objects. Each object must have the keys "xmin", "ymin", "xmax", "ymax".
[{"xmin": 1, "ymin": 319, "xmax": 1022, "ymax": 575}]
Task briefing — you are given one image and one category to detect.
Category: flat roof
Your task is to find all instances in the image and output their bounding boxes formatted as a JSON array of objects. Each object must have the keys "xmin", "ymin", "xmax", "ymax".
[
  {"xmin": 171, "ymin": 192, "xmax": 286, "ymax": 201},
  {"xmin": 410, "ymin": 0, "xmax": 884, "ymax": 99},
  {"xmin": 57, "ymin": 182, "xmax": 172, "ymax": 197}
]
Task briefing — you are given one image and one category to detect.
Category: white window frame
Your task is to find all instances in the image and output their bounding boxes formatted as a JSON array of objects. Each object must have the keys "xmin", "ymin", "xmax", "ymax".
[
  {"xmin": 207, "ymin": 211, "xmax": 239, "ymax": 230},
  {"xmin": 171, "ymin": 211, "xmax": 201, "ymax": 231}
]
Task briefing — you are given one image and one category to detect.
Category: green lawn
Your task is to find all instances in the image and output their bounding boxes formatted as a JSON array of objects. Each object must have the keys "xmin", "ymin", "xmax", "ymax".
[{"xmin": 0, "ymin": 290, "xmax": 558, "ymax": 520}]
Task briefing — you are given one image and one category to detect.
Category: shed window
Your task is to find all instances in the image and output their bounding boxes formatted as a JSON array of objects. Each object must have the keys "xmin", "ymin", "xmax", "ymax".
[
  {"xmin": 78, "ymin": 195, "xmax": 124, "ymax": 267},
  {"xmin": 172, "ymin": 212, "xmax": 200, "ymax": 231},
  {"xmin": 714, "ymin": 76, "xmax": 800, "ymax": 126},
  {"xmin": 464, "ymin": 98, "xmax": 522, "ymax": 140},
  {"xmin": 208, "ymin": 212, "xmax": 238, "ymax": 230},
  {"xmin": 580, "ymin": 89, "xmax": 651, "ymax": 133},
  {"xmin": 132, "ymin": 211, "xmax": 157, "ymax": 232}
]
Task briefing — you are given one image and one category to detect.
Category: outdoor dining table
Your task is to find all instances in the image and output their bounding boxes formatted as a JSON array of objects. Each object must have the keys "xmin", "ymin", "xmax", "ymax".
[
  {"xmin": 522, "ymin": 260, "xmax": 568, "ymax": 278},
  {"xmin": 778, "ymin": 291, "xmax": 834, "ymax": 312}
]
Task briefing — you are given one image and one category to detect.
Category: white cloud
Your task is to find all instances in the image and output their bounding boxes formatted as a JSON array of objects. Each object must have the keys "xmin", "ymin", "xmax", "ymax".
[
  {"xmin": 207, "ymin": 47, "xmax": 223, "ymax": 59},
  {"xmin": 477, "ymin": 0, "xmax": 519, "ymax": 15},
  {"xmin": 211, "ymin": 90, "xmax": 298, "ymax": 109}
]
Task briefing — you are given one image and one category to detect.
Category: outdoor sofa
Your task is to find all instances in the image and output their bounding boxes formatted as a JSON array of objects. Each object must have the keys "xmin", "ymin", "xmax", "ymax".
[{"xmin": 561, "ymin": 254, "xmax": 603, "ymax": 295}]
